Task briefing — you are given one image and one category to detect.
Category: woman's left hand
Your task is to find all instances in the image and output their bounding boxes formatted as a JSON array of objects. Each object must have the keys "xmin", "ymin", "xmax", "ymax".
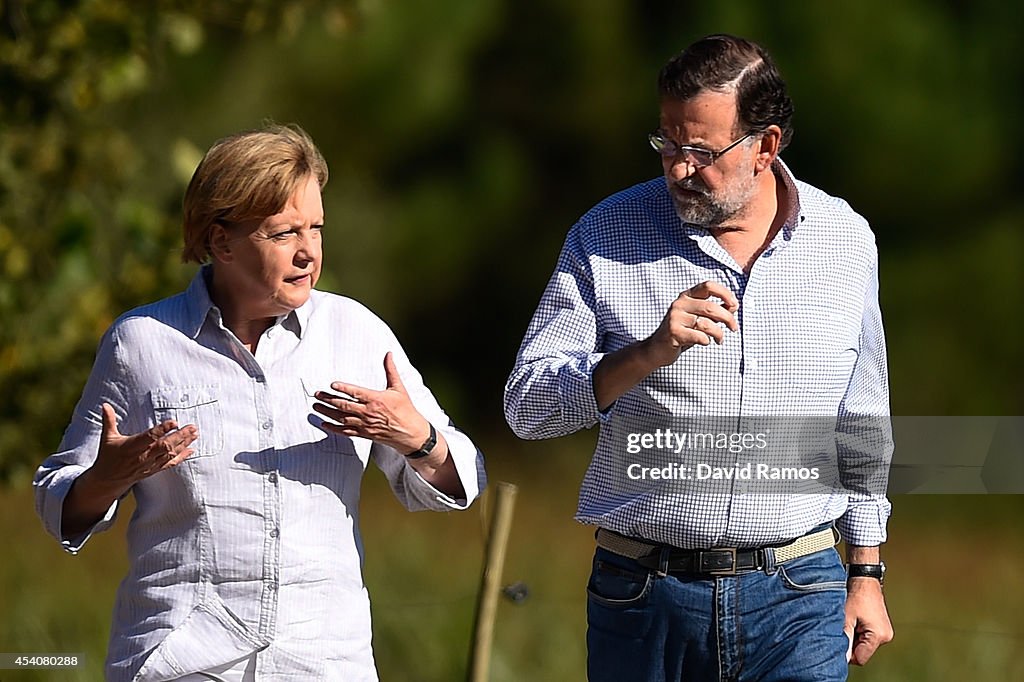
[{"xmin": 313, "ymin": 352, "xmax": 431, "ymax": 455}]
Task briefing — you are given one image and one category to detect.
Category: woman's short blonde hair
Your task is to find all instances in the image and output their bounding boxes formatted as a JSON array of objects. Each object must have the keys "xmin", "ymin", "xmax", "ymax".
[{"xmin": 181, "ymin": 124, "xmax": 329, "ymax": 264}]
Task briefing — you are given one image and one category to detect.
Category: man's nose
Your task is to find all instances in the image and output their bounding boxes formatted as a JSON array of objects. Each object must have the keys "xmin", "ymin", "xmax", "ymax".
[{"xmin": 666, "ymin": 154, "xmax": 698, "ymax": 181}]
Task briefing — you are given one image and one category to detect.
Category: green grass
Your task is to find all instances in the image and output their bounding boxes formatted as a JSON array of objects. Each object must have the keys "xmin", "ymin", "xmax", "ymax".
[{"xmin": 3, "ymin": 438, "xmax": 1023, "ymax": 680}]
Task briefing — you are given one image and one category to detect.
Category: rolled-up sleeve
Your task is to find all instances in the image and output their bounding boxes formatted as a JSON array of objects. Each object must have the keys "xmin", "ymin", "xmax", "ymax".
[
  {"xmin": 371, "ymin": 337, "xmax": 485, "ymax": 512},
  {"xmin": 33, "ymin": 328, "xmax": 129, "ymax": 553},
  {"xmin": 504, "ymin": 226, "xmax": 606, "ymax": 440}
]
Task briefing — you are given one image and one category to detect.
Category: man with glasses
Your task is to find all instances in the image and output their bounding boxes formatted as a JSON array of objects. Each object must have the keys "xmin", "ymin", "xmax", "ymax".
[{"xmin": 505, "ymin": 34, "xmax": 893, "ymax": 681}]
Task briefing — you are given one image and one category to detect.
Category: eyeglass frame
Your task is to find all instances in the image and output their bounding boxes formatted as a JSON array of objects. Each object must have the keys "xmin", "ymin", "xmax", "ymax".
[{"xmin": 648, "ymin": 129, "xmax": 760, "ymax": 168}]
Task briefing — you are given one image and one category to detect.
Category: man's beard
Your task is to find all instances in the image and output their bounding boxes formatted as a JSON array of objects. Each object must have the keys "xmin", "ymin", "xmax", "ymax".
[{"xmin": 667, "ymin": 173, "xmax": 758, "ymax": 227}]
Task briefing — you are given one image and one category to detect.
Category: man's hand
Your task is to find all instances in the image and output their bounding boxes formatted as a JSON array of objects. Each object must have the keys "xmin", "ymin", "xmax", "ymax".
[
  {"xmin": 844, "ymin": 578, "xmax": 894, "ymax": 665},
  {"xmin": 593, "ymin": 281, "xmax": 738, "ymax": 410},
  {"xmin": 644, "ymin": 281, "xmax": 739, "ymax": 367},
  {"xmin": 63, "ymin": 403, "xmax": 198, "ymax": 537},
  {"xmin": 313, "ymin": 352, "xmax": 432, "ymax": 455}
]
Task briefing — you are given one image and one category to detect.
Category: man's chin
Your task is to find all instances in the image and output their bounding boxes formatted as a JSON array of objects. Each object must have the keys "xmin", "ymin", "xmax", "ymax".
[{"xmin": 673, "ymin": 205, "xmax": 712, "ymax": 226}]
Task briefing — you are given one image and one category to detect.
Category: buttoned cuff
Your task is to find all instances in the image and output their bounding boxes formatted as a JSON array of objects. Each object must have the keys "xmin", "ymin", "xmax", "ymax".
[
  {"xmin": 836, "ymin": 496, "xmax": 891, "ymax": 546},
  {"xmin": 36, "ymin": 466, "xmax": 121, "ymax": 555},
  {"xmin": 559, "ymin": 352, "xmax": 607, "ymax": 427}
]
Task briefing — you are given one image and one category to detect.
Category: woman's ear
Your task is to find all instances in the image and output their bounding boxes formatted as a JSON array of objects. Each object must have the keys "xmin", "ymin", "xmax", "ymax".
[{"xmin": 208, "ymin": 223, "xmax": 233, "ymax": 263}]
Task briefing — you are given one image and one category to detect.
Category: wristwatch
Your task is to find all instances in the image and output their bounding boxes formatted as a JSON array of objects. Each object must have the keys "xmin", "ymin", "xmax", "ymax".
[
  {"xmin": 404, "ymin": 423, "xmax": 437, "ymax": 459},
  {"xmin": 846, "ymin": 562, "xmax": 886, "ymax": 585}
]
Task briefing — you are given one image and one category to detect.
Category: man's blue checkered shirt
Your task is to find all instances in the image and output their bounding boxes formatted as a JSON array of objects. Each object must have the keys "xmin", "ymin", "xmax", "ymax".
[{"xmin": 505, "ymin": 161, "xmax": 892, "ymax": 548}]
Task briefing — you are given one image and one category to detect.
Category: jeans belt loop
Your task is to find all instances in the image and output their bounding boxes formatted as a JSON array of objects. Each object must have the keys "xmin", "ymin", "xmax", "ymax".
[{"xmin": 656, "ymin": 546, "xmax": 670, "ymax": 578}]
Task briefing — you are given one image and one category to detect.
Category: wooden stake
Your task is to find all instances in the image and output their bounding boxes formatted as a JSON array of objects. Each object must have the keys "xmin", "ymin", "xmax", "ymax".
[{"xmin": 467, "ymin": 482, "xmax": 518, "ymax": 682}]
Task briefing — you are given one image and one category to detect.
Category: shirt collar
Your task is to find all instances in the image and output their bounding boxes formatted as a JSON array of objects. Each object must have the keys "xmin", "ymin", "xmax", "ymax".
[
  {"xmin": 182, "ymin": 265, "xmax": 312, "ymax": 340},
  {"xmin": 678, "ymin": 156, "xmax": 803, "ymax": 238},
  {"xmin": 289, "ymin": 294, "xmax": 312, "ymax": 337},
  {"xmin": 772, "ymin": 157, "xmax": 803, "ymax": 235}
]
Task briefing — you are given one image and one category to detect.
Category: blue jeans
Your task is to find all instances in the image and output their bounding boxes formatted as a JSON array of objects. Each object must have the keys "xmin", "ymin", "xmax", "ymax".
[{"xmin": 586, "ymin": 545, "xmax": 849, "ymax": 681}]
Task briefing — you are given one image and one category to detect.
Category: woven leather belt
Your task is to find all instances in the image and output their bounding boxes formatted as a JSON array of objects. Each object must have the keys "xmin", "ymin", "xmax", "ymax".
[{"xmin": 595, "ymin": 526, "xmax": 838, "ymax": 577}]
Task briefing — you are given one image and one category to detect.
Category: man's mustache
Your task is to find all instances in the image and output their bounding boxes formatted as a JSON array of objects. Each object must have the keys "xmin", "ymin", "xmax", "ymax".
[{"xmin": 672, "ymin": 179, "xmax": 711, "ymax": 197}]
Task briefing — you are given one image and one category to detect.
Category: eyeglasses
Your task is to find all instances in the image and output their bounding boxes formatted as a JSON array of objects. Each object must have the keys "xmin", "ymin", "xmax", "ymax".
[{"xmin": 648, "ymin": 130, "xmax": 757, "ymax": 168}]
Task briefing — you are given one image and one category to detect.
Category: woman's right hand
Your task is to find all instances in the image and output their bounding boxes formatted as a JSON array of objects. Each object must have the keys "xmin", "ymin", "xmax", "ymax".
[
  {"xmin": 61, "ymin": 403, "xmax": 198, "ymax": 538},
  {"xmin": 91, "ymin": 403, "xmax": 198, "ymax": 495}
]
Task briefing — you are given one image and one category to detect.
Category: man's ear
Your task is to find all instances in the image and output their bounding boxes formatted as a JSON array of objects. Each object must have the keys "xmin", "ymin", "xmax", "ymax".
[
  {"xmin": 753, "ymin": 125, "xmax": 782, "ymax": 174},
  {"xmin": 208, "ymin": 223, "xmax": 233, "ymax": 263}
]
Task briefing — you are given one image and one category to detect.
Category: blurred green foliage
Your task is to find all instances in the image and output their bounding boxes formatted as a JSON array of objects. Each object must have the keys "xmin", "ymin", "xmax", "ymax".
[
  {"xmin": 2, "ymin": 1, "xmax": 1022, "ymax": 483},
  {"xmin": 0, "ymin": 0, "xmax": 359, "ymax": 481}
]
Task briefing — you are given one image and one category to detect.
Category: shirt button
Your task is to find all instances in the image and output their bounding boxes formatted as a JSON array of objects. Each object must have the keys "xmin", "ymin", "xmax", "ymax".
[
  {"xmin": 266, "ymin": 328, "xmax": 274, "ymax": 338},
  {"xmin": 262, "ymin": 420, "xmax": 273, "ymax": 430},
  {"xmin": 180, "ymin": 394, "xmax": 189, "ymax": 403},
  {"xmin": 268, "ymin": 581, "xmax": 278, "ymax": 592},
  {"xmin": 268, "ymin": 472, "xmax": 278, "ymax": 483},
  {"xmin": 270, "ymin": 528, "xmax": 279, "ymax": 538},
  {"xmin": 748, "ymin": 359, "xmax": 760, "ymax": 371}
]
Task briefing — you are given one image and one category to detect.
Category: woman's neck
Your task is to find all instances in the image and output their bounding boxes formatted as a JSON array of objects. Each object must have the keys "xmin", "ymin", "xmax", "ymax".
[{"xmin": 208, "ymin": 268, "xmax": 274, "ymax": 351}]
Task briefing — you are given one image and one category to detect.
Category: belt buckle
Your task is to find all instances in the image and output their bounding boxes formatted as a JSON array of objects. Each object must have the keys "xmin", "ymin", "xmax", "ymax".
[{"xmin": 705, "ymin": 548, "xmax": 739, "ymax": 576}]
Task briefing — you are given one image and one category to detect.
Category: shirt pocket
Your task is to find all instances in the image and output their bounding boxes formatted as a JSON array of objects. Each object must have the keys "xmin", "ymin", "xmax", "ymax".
[
  {"xmin": 299, "ymin": 376, "xmax": 357, "ymax": 455},
  {"xmin": 150, "ymin": 385, "xmax": 224, "ymax": 458}
]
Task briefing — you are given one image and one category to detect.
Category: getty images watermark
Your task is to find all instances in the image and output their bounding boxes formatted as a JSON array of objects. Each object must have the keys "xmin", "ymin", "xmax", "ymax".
[{"xmin": 624, "ymin": 428, "xmax": 821, "ymax": 482}]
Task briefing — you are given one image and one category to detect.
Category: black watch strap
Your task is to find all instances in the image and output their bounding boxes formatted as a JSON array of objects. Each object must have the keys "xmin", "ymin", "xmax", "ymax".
[
  {"xmin": 847, "ymin": 562, "xmax": 886, "ymax": 584},
  {"xmin": 405, "ymin": 423, "xmax": 437, "ymax": 459}
]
